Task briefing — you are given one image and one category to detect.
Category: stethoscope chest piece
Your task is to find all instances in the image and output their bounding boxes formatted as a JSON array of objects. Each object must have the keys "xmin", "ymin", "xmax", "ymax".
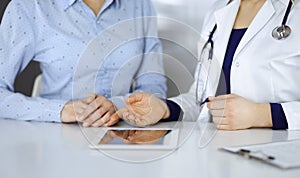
[
  {"xmin": 271, "ymin": 0, "xmax": 294, "ymax": 40},
  {"xmin": 272, "ymin": 25, "xmax": 291, "ymax": 40}
]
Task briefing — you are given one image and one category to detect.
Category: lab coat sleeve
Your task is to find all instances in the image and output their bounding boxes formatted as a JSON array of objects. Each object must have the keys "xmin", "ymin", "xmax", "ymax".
[
  {"xmin": 270, "ymin": 103, "xmax": 288, "ymax": 130},
  {"xmin": 161, "ymin": 100, "xmax": 183, "ymax": 122},
  {"xmin": 168, "ymin": 63, "xmax": 211, "ymax": 122},
  {"xmin": 165, "ymin": 45, "xmax": 214, "ymax": 120},
  {"xmin": 0, "ymin": 1, "xmax": 68, "ymax": 122},
  {"xmin": 282, "ymin": 102, "xmax": 300, "ymax": 130}
]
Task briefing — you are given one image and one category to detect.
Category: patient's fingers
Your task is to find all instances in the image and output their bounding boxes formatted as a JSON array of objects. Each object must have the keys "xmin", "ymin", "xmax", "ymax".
[
  {"xmin": 91, "ymin": 112, "xmax": 112, "ymax": 127},
  {"xmin": 105, "ymin": 112, "xmax": 120, "ymax": 127},
  {"xmin": 85, "ymin": 93, "xmax": 97, "ymax": 104},
  {"xmin": 116, "ymin": 107, "xmax": 128, "ymax": 118}
]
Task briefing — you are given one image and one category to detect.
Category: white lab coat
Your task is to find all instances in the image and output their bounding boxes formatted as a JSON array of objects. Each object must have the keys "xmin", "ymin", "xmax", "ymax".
[{"xmin": 170, "ymin": 0, "xmax": 300, "ymax": 130}]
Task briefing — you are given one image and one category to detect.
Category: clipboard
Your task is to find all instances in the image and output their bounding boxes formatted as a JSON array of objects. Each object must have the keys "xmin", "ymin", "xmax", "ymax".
[{"xmin": 221, "ymin": 139, "xmax": 300, "ymax": 169}]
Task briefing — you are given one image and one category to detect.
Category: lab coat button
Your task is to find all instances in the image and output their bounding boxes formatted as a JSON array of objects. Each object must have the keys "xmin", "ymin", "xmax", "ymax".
[{"xmin": 235, "ymin": 62, "xmax": 240, "ymax": 67}]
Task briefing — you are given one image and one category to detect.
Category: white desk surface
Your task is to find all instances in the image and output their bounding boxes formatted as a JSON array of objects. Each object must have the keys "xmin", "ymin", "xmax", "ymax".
[{"xmin": 1, "ymin": 119, "xmax": 300, "ymax": 178}]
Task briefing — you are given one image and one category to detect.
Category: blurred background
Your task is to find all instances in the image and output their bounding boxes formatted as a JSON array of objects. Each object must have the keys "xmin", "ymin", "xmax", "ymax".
[
  {"xmin": 153, "ymin": 0, "xmax": 217, "ymax": 97},
  {"xmin": 0, "ymin": 0, "xmax": 216, "ymax": 97}
]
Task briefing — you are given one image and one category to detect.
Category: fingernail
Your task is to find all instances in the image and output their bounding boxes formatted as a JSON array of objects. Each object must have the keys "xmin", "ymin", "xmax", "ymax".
[{"xmin": 83, "ymin": 123, "xmax": 89, "ymax": 127}]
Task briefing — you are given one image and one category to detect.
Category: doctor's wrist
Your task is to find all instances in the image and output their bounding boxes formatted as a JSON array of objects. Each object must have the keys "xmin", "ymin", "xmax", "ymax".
[
  {"xmin": 252, "ymin": 103, "xmax": 273, "ymax": 128},
  {"xmin": 162, "ymin": 100, "xmax": 170, "ymax": 119},
  {"xmin": 162, "ymin": 108, "xmax": 170, "ymax": 119}
]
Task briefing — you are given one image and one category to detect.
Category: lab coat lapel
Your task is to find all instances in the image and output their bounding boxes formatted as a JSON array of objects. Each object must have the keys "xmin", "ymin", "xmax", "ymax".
[
  {"xmin": 214, "ymin": 0, "xmax": 240, "ymax": 64},
  {"xmin": 233, "ymin": 0, "xmax": 275, "ymax": 60}
]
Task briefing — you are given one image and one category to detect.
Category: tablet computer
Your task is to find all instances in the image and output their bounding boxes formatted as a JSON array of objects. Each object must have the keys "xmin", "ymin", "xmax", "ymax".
[{"xmin": 89, "ymin": 128, "xmax": 179, "ymax": 150}]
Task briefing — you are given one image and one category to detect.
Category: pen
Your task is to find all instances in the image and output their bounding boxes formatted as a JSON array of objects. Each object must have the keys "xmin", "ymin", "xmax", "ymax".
[{"xmin": 200, "ymin": 97, "xmax": 210, "ymax": 106}]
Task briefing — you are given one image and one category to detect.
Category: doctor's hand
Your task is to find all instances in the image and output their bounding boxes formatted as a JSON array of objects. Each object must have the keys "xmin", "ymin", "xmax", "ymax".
[
  {"xmin": 109, "ymin": 92, "xmax": 170, "ymax": 127},
  {"xmin": 207, "ymin": 94, "xmax": 272, "ymax": 130}
]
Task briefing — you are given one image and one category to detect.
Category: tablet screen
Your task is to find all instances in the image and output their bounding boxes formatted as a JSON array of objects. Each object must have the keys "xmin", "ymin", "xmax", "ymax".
[{"xmin": 98, "ymin": 130, "xmax": 170, "ymax": 145}]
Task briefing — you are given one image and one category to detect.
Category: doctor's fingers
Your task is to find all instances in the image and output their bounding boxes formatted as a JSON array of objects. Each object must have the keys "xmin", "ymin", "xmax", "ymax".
[
  {"xmin": 207, "ymin": 94, "xmax": 239, "ymax": 109},
  {"xmin": 207, "ymin": 99, "xmax": 228, "ymax": 110},
  {"xmin": 135, "ymin": 117, "xmax": 153, "ymax": 127},
  {"xmin": 210, "ymin": 109, "xmax": 227, "ymax": 117},
  {"xmin": 122, "ymin": 111, "xmax": 139, "ymax": 126},
  {"xmin": 215, "ymin": 124, "xmax": 239, "ymax": 130},
  {"xmin": 126, "ymin": 92, "xmax": 150, "ymax": 104},
  {"xmin": 212, "ymin": 94, "xmax": 237, "ymax": 100},
  {"xmin": 123, "ymin": 112, "xmax": 145, "ymax": 127},
  {"xmin": 208, "ymin": 94, "xmax": 238, "ymax": 107},
  {"xmin": 212, "ymin": 116, "xmax": 229, "ymax": 125}
]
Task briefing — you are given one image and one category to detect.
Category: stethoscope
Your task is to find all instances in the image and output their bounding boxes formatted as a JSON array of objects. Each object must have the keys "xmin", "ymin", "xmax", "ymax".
[
  {"xmin": 272, "ymin": 0, "xmax": 294, "ymax": 40},
  {"xmin": 206, "ymin": 0, "xmax": 295, "ymax": 43},
  {"xmin": 196, "ymin": 0, "xmax": 295, "ymax": 105}
]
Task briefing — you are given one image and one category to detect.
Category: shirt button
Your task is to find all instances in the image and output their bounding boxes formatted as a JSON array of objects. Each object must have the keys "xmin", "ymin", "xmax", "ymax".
[
  {"xmin": 96, "ymin": 20, "xmax": 100, "ymax": 24},
  {"xmin": 235, "ymin": 62, "xmax": 240, "ymax": 67}
]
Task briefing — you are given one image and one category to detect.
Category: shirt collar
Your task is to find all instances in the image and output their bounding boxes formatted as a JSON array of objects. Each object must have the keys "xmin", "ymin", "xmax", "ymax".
[
  {"xmin": 228, "ymin": 0, "xmax": 294, "ymax": 9},
  {"xmin": 62, "ymin": 0, "xmax": 120, "ymax": 11},
  {"xmin": 63, "ymin": 0, "xmax": 79, "ymax": 10},
  {"xmin": 279, "ymin": 0, "xmax": 295, "ymax": 6}
]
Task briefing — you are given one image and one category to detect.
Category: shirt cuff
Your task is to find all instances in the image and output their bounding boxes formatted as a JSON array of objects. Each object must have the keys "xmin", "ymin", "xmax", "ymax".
[
  {"xmin": 270, "ymin": 103, "xmax": 288, "ymax": 130},
  {"xmin": 110, "ymin": 96, "xmax": 126, "ymax": 111},
  {"xmin": 161, "ymin": 100, "xmax": 183, "ymax": 122},
  {"xmin": 42, "ymin": 99, "xmax": 69, "ymax": 123}
]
